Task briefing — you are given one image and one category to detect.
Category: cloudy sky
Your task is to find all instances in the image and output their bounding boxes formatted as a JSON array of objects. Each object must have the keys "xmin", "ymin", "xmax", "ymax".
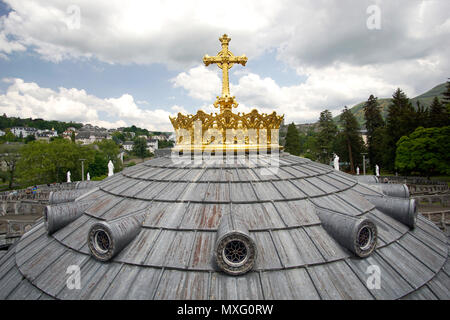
[{"xmin": 0, "ymin": 0, "xmax": 449, "ymax": 131}]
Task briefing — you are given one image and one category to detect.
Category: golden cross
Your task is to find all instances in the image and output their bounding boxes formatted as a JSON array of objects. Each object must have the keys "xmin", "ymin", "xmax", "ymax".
[{"xmin": 203, "ymin": 34, "xmax": 247, "ymax": 98}]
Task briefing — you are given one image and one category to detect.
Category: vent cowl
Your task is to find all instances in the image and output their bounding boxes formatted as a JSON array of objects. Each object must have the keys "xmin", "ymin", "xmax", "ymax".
[
  {"xmin": 364, "ymin": 195, "xmax": 417, "ymax": 228},
  {"xmin": 215, "ymin": 214, "xmax": 257, "ymax": 275},
  {"xmin": 316, "ymin": 208, "xmax": 378, "ymax": 257},
  {"xmin": 45, "ymin": 200, "xmax": 92, "ymax": 234},
  {"xmin": 88, "ymin": 214, "xmax": 144, "ymax": 261}
]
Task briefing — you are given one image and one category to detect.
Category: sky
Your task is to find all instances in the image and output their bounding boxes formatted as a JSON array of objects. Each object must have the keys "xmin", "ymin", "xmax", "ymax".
[{"xmin": 0, "ymin": 0, "xmax": 449, "ymax": 132}]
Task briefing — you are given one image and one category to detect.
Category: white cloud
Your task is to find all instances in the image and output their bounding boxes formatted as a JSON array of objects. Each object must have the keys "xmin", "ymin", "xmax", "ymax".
[
  {"xmin": 1, "ymin": 0, "xmax": 449, "ymax": 124},
  {"xmin": 171, "ymin": 65, "xmax": 221, "ymax": 101},
  {"xmin": 0, "ymin": 78, "xmax": 176, "ymax": 131},
  {"xmin": 0, "ymin": 31, "xmax": 26, "ymax": 55},
  {"xmin": 1, "ymin": 0, "xmax": 448, "ymax": 69},
  {"xmin": 0, "ymin": 0, "xmax": 282, "ymax": 66},
  {"xmin": 170, "ymin": 61, "xmax": 432, "ymax": 123}
]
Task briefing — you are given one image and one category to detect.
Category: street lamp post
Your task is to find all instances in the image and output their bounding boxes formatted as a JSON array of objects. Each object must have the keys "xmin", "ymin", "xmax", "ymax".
[
  {"xmin": 80, "ymin": 159, "xmax": 86, "ymax": 181},
  {"xmin": 321, "ymin": 146, "xmax": 327, "ymax": 165},
  {"xmin": 361, "ymin": 153, "xmax": 367, "ymax": 175}
]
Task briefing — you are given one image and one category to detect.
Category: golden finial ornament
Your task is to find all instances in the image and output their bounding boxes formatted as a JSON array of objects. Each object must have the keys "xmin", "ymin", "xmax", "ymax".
[
  {"xmin": 169, "ymin": 34, "xmax": 284, "ymax": 153},
  {"xmin": 203, "ymin": 34, "xmax": 247, "ymax": 112}
]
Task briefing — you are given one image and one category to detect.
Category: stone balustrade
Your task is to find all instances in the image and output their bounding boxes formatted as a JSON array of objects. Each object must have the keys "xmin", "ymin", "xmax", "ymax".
[
  {"xmin": 420, "ymin": 210, "xmax": 450, "ymax": 232},
  {"xmin": 408, "ymin": 184, "xmax": 449, "ymax": 195},
  {"xmin": 0, "ymin": 218, "xmax": 39, "ymax": 249},
  {"xmin": 1, "ymin": 200, "xmax": 46, "ymax": 216},
  {"xmin": 4, "ymin": 219, "xmax": 37, "ymax": 237},
  {"xmin": 414, "ymin": 194, "xmax": 450, "ymax": 207},
  {"xmin": 380, "ymin": 176, "xmax": 448, "ymax": 186}
]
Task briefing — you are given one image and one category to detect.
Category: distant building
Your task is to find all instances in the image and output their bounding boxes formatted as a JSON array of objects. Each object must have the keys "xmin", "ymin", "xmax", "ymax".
[
  {"xmin": 123, "ymin": 141, "xmax": 134, "ymax": 151},
  {"xmin": 36, "ymin": 129, "xmax": 58, "ymax": 141},
  {"xmin": 147, "ymin": 139, "xmax": 158, "ymax": 153},
  {"xmin": 11, "ymin": 127, "xmax": 37, "ymax": 138},
  {"xmin": 152, "ymin": 134, "xmax": 167, "ymax": 141},
  {"xmin": 62, "ymin": 129, "xmax": 76, "ymax": 140},
  {"xmin": 0, "ymin": 130, "xmax": 5, "ymax": 137},
  {"xmin": 75, "ymin": 131, "xmax": 110, "ymax": 145}
]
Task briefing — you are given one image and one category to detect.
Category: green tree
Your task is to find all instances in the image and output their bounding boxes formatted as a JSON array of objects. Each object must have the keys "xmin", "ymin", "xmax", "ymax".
[
  {"xmin": 415, "ymin": 100, "xmax": 429, "ymax": 128},
  {"xmin": 88, "ymin": 153, "xmax": 108, "ymax": 178},
  {"xmin": 395, "ymin": 126, "xmax": 450, "ymax": 177},
  {"xmin": 302, "ymin": 134, "xmax": 319, "ymax": 161},
  {"xmin": 4, "ymin": 130, "xmax": 16, "ymax": 142},
  {"xmin": 112, "ymin": 131, "xmax": 125, "ymax": 144},
  {"xmin": 442, "ymin": 78, "xmax": 450, "ymax": 105},
  {"xmin": 17, "ymin": 140, "xmax": 95, "ymax": 185},
  {"xmin": 385, "ymin": 88, "xmax": 416, "ymax": 171},
  {"xmin": 316, "ymin": 110, "xmax": 337, "ymax": 164},
  {"xmin": 158, "ymin": 139, "xmax": 174, "ymax": 149},
  {"xmin": 95, "ymin": 139, "xmax": 123, "ymax": 172},
  {"xmin": 363, "ymin": 95, "xmax": 384, "ymax": 172},
  {"xmin": 284, "ymin": 123, "xmax": 301, "ymax": 156},
  {"xmin": 0, "ymin": 144, "xmax": 22, "ymax": 189},
  {"xmin": 337, "ymin": 106, "xmax": 365, "ymax": 173},
  {"xmin": 428, "ymin": 97, "xmax": 449, "ymax": 128},
  {"xmin": 24, "ymin": 135, "xmax": 36, "ymax": 144},
  {"xmin": 132, "ymin": 137, "xmax": 150, "ymax": 159}
]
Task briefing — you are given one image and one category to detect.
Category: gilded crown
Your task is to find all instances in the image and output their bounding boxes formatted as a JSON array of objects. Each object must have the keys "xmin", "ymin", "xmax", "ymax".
[{"xmin": 169, "ymin": 35, "xmax": 284, "ymax": 152}]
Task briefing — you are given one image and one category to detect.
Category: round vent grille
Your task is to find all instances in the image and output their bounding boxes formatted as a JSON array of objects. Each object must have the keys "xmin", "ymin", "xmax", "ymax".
[
  {"xmin": 88, "ymin": 223, "xmax": 115, "ymax": 261},
  {"xmin": 354, "ymin": 220, "xmax": 377, "ymax": 257},
  {"xmin": 215, "ymin": 233, "xmax": 256, "ymax": 275},
  {"xmin": 93, "ymin": 230, "xmax": 111, "ymax": 254},
  {"xmin": 223, "ymin": 239, "xmax": 248, "ymax": 266},
  {"xmin": 357, "ymin": 226, "xmax": 373, "ymax": 251}
]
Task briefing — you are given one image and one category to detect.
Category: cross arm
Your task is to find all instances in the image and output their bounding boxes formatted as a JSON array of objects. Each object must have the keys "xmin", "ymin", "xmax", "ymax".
[
  {"xmin": 229, "ymin": 54, "xmax": 248, "ymax": 66},
  {"xmin": 203, "ymin": 54, "xmax": 222, "ymax": 66}
]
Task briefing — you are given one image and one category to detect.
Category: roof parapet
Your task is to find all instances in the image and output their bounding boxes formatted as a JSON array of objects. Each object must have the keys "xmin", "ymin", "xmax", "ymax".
[
  {"xmin": 215, "ymin": 214, "xmax": 257, "ymax": 275},
  {"xmin": 87, "ymin": 213, "xmax": 145, "ymax": 261},
  {"xmin": 364, "ymin": 195, "xmax": 417, "ymax": 228},
  {"xmin": 316, "ymin": 208, "xmax": 378, "ymax": 257}
]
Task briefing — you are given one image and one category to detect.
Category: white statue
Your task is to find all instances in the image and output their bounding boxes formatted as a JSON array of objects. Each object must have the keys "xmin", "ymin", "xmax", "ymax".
[
  {"xmin": 356, "ymin": 167, "xmax": 360, "ymax": 175},
  {"xmin": 108, "ymin": 160, "xmax": 114, "ymax": 177},
  {"xmin": 333, "ymin": 154, "xmax": 339, "ymax": 171},
  {"xmin": 87, "ymin": 172, "xmax": 90, "ymax": 181},
  {"xmin": 67, "ymin": 171, "xmax": 71, "ymax": 183},
  {"xmin": 375, "ymin": 164, "xmax": 380, "ymax": 177}
]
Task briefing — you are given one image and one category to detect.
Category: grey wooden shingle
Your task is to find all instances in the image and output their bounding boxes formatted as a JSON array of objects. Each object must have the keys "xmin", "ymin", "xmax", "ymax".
[{"xmin": 1, "ymin": 152, "xmax": 449, "ymax": 300}]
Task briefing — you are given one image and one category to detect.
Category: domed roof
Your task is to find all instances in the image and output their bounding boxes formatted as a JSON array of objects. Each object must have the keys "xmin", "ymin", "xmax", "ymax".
[{"xmin": 0, "ymin": 152, "xmax": 448, "ymax": 300}]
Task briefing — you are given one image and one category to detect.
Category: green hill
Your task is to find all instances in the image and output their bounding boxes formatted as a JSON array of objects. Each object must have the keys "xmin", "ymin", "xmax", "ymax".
[{"xmin": 333, "ymin": 82, "xmax": 447, "ymax": 127}]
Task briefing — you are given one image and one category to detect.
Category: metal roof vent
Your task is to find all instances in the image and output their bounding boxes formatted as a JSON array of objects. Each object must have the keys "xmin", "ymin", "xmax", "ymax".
[
  {"xmin": 316, "ymin": 208, "xmax": 378, "ymax": 258},
  {"xmin": 355, "ymin": 221, "xmax": 377, "ymax": 256},
  {"xmin": 88, "ymin": 213, "xmax": 144, "ymax": 261},
  {"xmin": 92, "ymin": 229, "xmax": 111, "ymax": 255},
  {"xmin": 215, "ymin": 214, "xmax": 256, "ymax": 275},
  {"xmin": 365, "ymin": 183, "xmax": 410, "ymax": 199},
  {"xmin": 364, "ymin": 196, "xmax": 417, "ymax": 228},
  {"xmin": 48, "ymin": 188, "xmax": 95, "ymax": 204},
  {"xmin": 355, "ymin": 175, "xmax": 380, "ymax": 184},
  {"xmin": 45, "ymin": 200, "xmax": 92, "ymax": 234}
]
